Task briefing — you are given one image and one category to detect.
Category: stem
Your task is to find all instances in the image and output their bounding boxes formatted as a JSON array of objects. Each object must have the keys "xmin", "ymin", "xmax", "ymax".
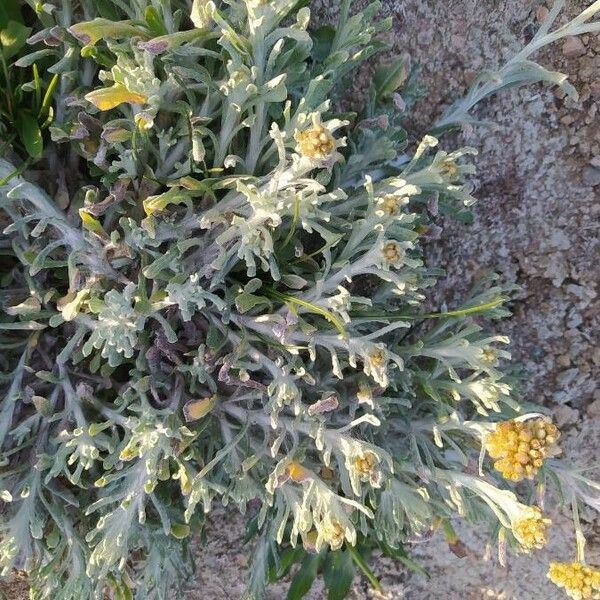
[
  {"xmin": 347, "ymin": 545, "xmax": 382, "ymax": 592},
  {"xmin": 214, "ymin": 102, "xmax": 237, "ymax": 167},
  {"xmin": 265, "ymin": 287, "xmax": 347, "ymax": 336},
  {"xmin": 350, "ymin": 296, "xmax": 506, "ymax": 322},
  {"xmin": 246, "ymin": 35, "xmax": 266, "ymax": 174},
  {"xmin": 0, "ymin": 51, "xmax": 14, "ymax": 119},
  {"xmin": 572, "ymin": 497, "xmax": 586, "ymax": 563},
  {"xmin": 281, "ymin": 197, "xmax": 300, "ymax": 249}
]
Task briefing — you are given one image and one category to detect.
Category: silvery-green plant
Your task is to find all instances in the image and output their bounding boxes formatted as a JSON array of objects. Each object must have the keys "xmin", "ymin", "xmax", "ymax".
[{"xmin": 0, "ymin": 1, "xmax": 599, "ymax": 599}]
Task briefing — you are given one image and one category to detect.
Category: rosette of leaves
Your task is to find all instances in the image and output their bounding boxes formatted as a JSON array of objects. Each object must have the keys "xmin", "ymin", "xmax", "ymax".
[{"xmin": 0, "ymin": 1, "xmax": 599, "ymax": 599}]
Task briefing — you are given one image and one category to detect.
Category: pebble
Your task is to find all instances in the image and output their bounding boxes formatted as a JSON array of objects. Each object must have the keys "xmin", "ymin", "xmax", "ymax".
[
  {"xmin": 553, "ymin": 405, "xmax": 580, "ymax": 427},
  {"xmin": 562, "ymin": 36, "xmax": 586, "ymax": 59},
  {"xmin": 582, "ymin": 166, "xmax": 600, "ymax": 186},
  {"xmin": 536, "ymin": 6, "xmax": 549, "ymax": 24},
  {"xmin": 587, "ymin": 399, "xmax": 600, "ymax": 418}
]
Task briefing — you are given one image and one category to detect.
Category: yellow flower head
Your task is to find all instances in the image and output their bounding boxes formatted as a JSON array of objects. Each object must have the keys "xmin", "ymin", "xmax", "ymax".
[
  {"xmin": 440, "ymin": 159, "xmax": 460, "ymax": 180},
  {"xmin": 322, "ymin": 519, "xmax": 345, "ymax": 551},
  {"xmin": 380, "ymin": 194, "xmax": 403, "ymax": 216},
  {"xmin": 381, "ymin": 240, "xmax": 405, "ymax": 267},
  {"xmin": 548, "ymin": 562, "xmax": 600, "ymax": 600},
  {"xmin": 481, "ymin": 347, "xmax": 499, "ymax": 366},
  {"xmin": 353, "ymin": 451, "xmax": 379, "ymax": 480},
  {"xmin": 512, "ymin": 507, "xmax": 551, "ymax": 551},
  {"xmin": 296, "ymin": 123, "xmax": 336, "ymax": 160},
  {"xmin": 368, "ymin": 348, "xmax": 386, "ymax": 368},
  {"xmin": 485, "ymin": 417, "xmax": 560, "ymax": 481}
]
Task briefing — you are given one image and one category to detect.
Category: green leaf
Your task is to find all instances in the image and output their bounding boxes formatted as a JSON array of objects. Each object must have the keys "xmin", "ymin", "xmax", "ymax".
[
  {"xmin": 16, "ymin": 112, "xmax": 43, "ymax": 159},
  {"xmin": 0, "ymin": 0, "xmax": 21, "ymax": 29},
  {"xmin": 311, "ymin": 25, "xmax": 335, "ymax": 63},
  {"xmin": 170, "ymin": 523, "xmax": 191, "ymax": 539},
  {"xmin": 1, "ymin": 20, "xmax": 32, "ymax": 60},
  {"xmin": 269, "ymin": 546, "xmax": 305, "ymax": 582},
  {"xmin": 145, "ymin": 6, "xmax": 168, "ymax": 36},
  {"xmin": 69, "ymin": 18, "xmax": 149, "ymax": 46},
  {"xmin": 235, "ymin": 291, "xmax": 271, "ymax": 314},
  {"xmin": 374, "ymin": 58, "xmax": 408, "ymax": 98},
  {"xmin": 287, "ymin": 553, "xmax": 321, "ymax": 600},
  {"xmin": 323, "ymin": 550, "xmax": 355, "ymax": 600},
  {"xmin": 0, "ymin": 320, "xmax": 46, "ymax": 330}
]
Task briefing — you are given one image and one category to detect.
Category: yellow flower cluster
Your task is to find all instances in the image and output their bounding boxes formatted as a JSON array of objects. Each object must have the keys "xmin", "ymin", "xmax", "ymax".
[
  {"xmin": 512, "ymin": 508, "xmax": 551, "ymax": 551},
  {"xmin": 302, "ymin": 520, "xmax": 346, "ymax": 553},
  {"xmin": 353, "ymin": 451, "xmax": 379, "ymax": 481},
  {"xmin": 296, "ymin": 124, "xmax": 336, "ymax": 160},
  {"xmin": 548, "ymin": 562, "xmax": 600, "ymax": 600},
  {"xmin": 381, "ymin": 240, "xmax": 404, "ymax": 267},
  {"xmin": 380, "ymin": 194, "xmax": 403, "ymax": 216},
  {"xmin": 439, "ymin": 159, "xmax": 460, "ymax": 180},
  {"xmin": 485, "ymin": 418, "xmax": 560, "ymax": 481},
  {"xmin": 322, "ymin": 520, "xmax": 345, "ymax": 550}
]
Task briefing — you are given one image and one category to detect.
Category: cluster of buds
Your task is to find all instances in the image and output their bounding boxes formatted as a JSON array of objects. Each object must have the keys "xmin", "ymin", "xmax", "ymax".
[
  {"xmin": 439, "ymin": 158, "xmax": 460, "ymax": 180},
  {"xmin": 512, "ymin": 507, "xmax": 551, "ymax": 552},
  {"xmin": 296, "ymin": 124, "xmax": 336, "ymax": 160},
  {"xmin": 353, "ymin": 451, "xmax": 381, "ymax": 483},
  {"xmin": 548, "ymin": 562, "xmax": 600, "ymax": 599},
  {"xmin": 302, "ymin": 519, "xmax": 346, "ymax": 553},
  {"xmin": 485, "ymin": 417, "xmax": 560, "ymax": 481},
  {"xmin": 379, "ymin": 194, "xmax": 405, "ymax": 216},
  {"xmin": 321, "ymin": 520, "xmax": 345, "ymax": 551},
  {"xmin": 481, "ymin": 347, "xmax": 500, "ymax": 367},
  {"xmin": 381, "ymin": 240, "xmax": 405, "ymax": 268}
]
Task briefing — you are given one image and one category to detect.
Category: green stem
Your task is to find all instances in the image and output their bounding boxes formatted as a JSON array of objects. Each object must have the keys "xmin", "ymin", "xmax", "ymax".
[
  {"xmin": 265, "ymin": 287, "xmax": 346, "ymax": 336},
  {"xmin": 0, "ymin": 51, "xmax": 14, "ymax": 119},
  {"xmin": 347, "ymin": 545, "xmax": 382, "ymax": 592},
  {"xmin": 281, "ymin": 198, "xmax": 300, "ymax": 249},
  {"xmin": 39, "ymin": 74, "xmax": 60, "ymax": 119},
  {"xmin": 350, "ymin": 296, "xmax": 505, "ymax": 321}
]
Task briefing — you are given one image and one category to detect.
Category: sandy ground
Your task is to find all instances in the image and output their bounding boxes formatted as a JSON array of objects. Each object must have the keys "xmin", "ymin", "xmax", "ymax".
[{"xmin": 1, "ymin": 1, "xmax": 598, "ymax": 599}]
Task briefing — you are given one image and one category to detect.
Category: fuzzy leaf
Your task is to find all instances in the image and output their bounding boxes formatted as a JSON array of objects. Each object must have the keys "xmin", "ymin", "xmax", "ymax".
[{"xmin": 69, "ymin": 18, "xmax": 149, "ymax": 46}]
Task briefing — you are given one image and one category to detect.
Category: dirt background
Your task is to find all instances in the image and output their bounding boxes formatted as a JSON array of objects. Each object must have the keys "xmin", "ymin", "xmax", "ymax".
[{"xmin": 1, "ymin": 1, "xmax": 598, "ymax": 599}]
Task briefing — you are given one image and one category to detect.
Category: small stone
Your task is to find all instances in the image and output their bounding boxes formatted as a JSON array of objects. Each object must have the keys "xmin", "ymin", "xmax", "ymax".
[
  {"xmin": 587, "ymin": 399, "xmax": 600, "ymax": 418},
  {"xmin": 562, "ymin": 36, "xmax": 586, "ymax": 59},
  {"xmin": 553, "ymin": 405, "xmax": 579, "ymax": 427},
  {"xmin": 590, "ymin": 156, "xmax": 600, "ymax": 168},
  {"xmin": 557, "ymin": 354, "xmax": 571, "ymax": 368},
  {"xmin": 549, "ymin": 229, "xmax": 570, "ymax": 250},
  {"xmin": 583, "ymin": 166, "xmax": 600, "ymax": 186},
  {"xmin": 234, "ymin": 554, "xmax": 248, "ymax": 567},
  {"xmin": 536, "ymin": 6, "xmax": 549, "ymax": 24}
]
